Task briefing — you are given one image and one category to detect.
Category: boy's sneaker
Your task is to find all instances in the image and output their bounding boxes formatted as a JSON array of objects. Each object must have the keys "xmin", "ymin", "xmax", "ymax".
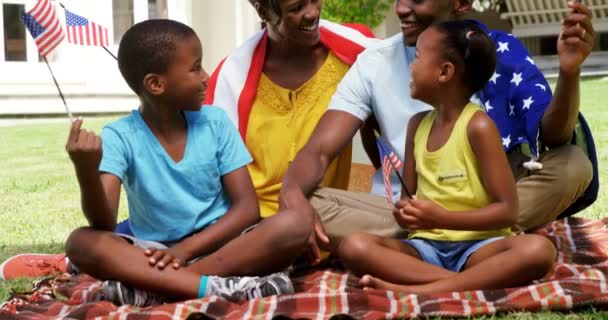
[
  {"xmin": 207, "ymin": 272, "xmax": 294, "ymax": 301},
  {"xmin": 0, "ymin": 253, "xmax": 68, "ymax": 280},
  {"xmin": 102, "ymin": 280, "xmax": 168, "ymax": 307}
]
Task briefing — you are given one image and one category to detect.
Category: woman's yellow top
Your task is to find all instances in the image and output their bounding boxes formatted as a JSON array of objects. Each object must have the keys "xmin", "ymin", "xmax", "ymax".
[
  {"xmin": 410, "ymin": 102, "xmax": 513, "ymax": 241},
  {"xmin": 246, "ymin": 52, "xmax": 352, "ymax": 217}
]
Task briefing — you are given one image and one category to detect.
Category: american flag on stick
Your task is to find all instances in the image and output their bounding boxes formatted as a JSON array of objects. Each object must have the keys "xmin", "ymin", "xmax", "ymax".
[
  {"xmin": 21, "ymin": 0, "xmax": 73, "ymax": 122},
  {"xmin": 64, "ymin": 7, "xmax": 109, "ymax": 47},
  {"xmin": 21, "ymin": 0, "xmax": 65, "ymax": 57},
  {"xmin": 375, "ymin": 132, "xmax": 412, "ymax": 204}
]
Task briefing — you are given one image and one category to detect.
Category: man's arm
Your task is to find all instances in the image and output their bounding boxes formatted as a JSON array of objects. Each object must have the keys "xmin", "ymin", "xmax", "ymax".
[
  {"xmin": 279, "ymin": 47, "xmax": 374, "ymax": 263},
  {"xmin": 66, "ymin": 119, "xmax": 121, "ymax": 231},
  {"xmin": 540, "ymin": 1, "xmax": 594, "ymax": 147},
  {"xmin": 277, "ymin": 111, "xmax": 361, "ymax": 265},
  {"xmin": 280, "ymin": 110, "xmax": 363, "ymax": 204},
  {"xmin": 359, "ymin": 115, "xmax": 381, "ymax": 169},
  {"xmin": 281, "ymin": 47, "xmax": 375, "ymax": 202}
]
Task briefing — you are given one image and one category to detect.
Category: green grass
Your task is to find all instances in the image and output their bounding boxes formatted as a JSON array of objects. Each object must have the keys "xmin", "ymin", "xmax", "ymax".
[
  {"xmin": 1, "ymin": 78, "xmax": 608, "ymax": 318},
  {"xmin": 573, "ymin": 77, "xmax": 608, "ymax": 219},
  {"xmin": 0, "ymin": 118, "xmax": 128, "ymax": 256},
  {"xmin": 0, "ymin": 117, "xmax": 128, "ymax": 301}
]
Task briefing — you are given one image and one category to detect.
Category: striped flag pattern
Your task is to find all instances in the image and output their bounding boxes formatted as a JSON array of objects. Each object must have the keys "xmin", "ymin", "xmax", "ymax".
[
  {"xmin": 376, "ymin": 135, "xmax": 403, "ymax": 204},
  {"xmin": 20, "ymin": 0, "xmax": 64, "ymax": 57},
  {"xmin": 65, "ymin": 8, "xmax": 109, "ymax": 47}
]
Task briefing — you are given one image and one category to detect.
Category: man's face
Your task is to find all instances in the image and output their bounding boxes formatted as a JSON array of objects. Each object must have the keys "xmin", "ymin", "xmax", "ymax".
[{"xmin": 395, "ymin": 0, "xmax": 458, "ymax": 46}]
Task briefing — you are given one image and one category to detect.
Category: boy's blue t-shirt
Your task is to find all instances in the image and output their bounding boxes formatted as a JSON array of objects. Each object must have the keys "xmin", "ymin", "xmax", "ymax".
[{"xmin": 99, "ymin": 106, "xmax": 253, "ymax": 242}]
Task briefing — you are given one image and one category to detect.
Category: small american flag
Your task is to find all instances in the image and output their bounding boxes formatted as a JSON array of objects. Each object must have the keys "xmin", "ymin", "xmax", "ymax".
[
  {"xmin": 21, "ymin": 0, "xmax": 64, "ymax": 57},
  {"xmin": 376, "ymin": 135, "xmax": 404, "ymax": 204},
  {"xmin": 65, "ymin": 8, "xmax": 109, "ymax": 47}
]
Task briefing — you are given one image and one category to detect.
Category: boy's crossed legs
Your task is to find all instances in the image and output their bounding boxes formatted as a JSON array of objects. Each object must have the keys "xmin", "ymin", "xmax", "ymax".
[
  {"xmin": 339, "ymin": 233, "xmax": 556, "ymax": 294},
  {"xmin": 66, "ymin": 208, "xmax": 311, "ymax": 302}
]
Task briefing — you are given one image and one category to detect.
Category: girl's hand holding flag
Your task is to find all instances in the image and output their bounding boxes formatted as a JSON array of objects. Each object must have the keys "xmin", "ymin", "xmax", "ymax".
[
  {"xmin": 374, "ymin": 132, "xmax": 412, "ymax": 203},
  {"xmin": 393, "ymin": 197, "xmax": 448, "ymax": 231}
]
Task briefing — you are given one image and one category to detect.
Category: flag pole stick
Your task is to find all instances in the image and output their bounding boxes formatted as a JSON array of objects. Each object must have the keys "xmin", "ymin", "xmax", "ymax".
[
  {"xmin": 43, "ymin": 56, "xmax": 74, "ymax": 123},
  {"xmin": 374, "ymin": 131, "xmax": 412, "ymax": 199}
]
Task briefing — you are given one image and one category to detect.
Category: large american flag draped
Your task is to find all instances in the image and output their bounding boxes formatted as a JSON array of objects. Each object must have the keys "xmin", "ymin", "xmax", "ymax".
[
  {"xmin": 474, "ymin": 21, "xmax": 552, "ymax": 162},
  {"xmin": 20, "ymin": 0, "xmax": 64, "ymax": 57},
  {"xmin": 376, "ymin": 135, "xmax": 403, "ymax": 204},
  {"xmin": 65, "ymin": 8, "xmax": 109, "ymax": 47}
]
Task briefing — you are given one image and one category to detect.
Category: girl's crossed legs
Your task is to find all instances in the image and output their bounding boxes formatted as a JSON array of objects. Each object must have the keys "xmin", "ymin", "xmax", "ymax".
[{"xmin": 339, "ymin": 232, "xmax": 556, "ymax": 294}]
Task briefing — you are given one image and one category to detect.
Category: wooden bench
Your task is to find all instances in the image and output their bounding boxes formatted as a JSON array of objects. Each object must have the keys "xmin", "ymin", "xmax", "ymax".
[
  {"xmin": 347, "ymin": 163, "xmax": 375, "ymax": 193},
  {"xmin": 501, "ymin": 0, "xmax": 608, "ymax": 38}
]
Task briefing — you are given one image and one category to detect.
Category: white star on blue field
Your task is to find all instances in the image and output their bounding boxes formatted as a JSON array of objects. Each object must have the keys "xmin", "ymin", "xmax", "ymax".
[{"xmin": 475, "ymin": 22, "xmax": 552, "ymax": 158}]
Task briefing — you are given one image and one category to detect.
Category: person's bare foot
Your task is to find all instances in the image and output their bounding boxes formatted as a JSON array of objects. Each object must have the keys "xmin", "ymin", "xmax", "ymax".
[{"xmin": 360, "ymin": 275, "xmax": 414, "ymax": 293}]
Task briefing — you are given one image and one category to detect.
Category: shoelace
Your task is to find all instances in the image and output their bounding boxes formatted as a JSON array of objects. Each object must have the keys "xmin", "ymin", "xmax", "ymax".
[
  {"xmin": 23, "ymin": 256, "xmax": 66, "ymax": 276},
  {"xmin": 108, "ymin": 281, "xmax": 165, "ymax": 307},
  {"xmin": 130, "ymin": 288, "xmax": 164, "ymax": 306},
  {"xmin": 238, "ymin": 275, "xmax": 285, "ymax": 300},
  {"xmin": 210, "ymin": 274, "xmax": 292, "ymax": 301}
]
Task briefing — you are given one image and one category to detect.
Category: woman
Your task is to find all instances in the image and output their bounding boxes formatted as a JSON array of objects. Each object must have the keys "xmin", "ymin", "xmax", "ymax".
[{"xmin": 204, "ymin": 0, "xmax": 378, "ymax": 217}]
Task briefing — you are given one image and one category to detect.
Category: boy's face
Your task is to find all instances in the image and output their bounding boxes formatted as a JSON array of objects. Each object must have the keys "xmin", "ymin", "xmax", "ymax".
[
  {"xmin": 410, "ymin": 27, "xmax": 444, "ymax": 104},
  {"xmin": 161, "ymin": 36, "xmax": 209, "ymax": 111},
  {"xmin": 270, "ymin": 0, "xmax": 323, "ymax": 47},
  {"xmin": 396, "ymin": 0, "xmax": 469, "ymax": 46}
]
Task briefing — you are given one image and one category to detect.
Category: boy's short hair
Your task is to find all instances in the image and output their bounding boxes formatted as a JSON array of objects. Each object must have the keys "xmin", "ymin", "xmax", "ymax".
[{"xmin": 117, "ymin": 19, "xmax": 197, "ymax": 95}]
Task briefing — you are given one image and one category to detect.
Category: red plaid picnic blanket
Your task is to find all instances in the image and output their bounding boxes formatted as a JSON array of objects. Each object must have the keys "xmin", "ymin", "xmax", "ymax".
[{"xmin": 2, "ymin": 217, "xmax": 607, "ymax": 319}]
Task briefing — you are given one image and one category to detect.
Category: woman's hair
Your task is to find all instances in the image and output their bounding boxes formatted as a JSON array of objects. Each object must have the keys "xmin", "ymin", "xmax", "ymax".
[
  {"xmin": 432, "ymin": 20, "xmax": 497, "ymax": 95},
  {"xmin": 248, "ymin": 0, "xmax": 282, "ymax": 25}
]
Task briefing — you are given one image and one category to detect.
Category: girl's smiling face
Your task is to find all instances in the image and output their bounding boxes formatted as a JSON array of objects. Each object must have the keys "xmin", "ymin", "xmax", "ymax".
[{"xmin": 409, "ymin": 26, "xmax": 446, "ymax": 104}]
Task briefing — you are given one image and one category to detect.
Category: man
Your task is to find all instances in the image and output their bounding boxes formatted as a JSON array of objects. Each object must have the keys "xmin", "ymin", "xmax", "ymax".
[{"xmin": 279, "ymin": 0, "xmax": 595, "ymax": 262}]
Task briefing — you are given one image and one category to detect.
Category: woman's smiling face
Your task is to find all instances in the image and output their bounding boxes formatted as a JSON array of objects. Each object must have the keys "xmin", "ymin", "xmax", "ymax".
[{"xmin": 269, "ymin": 0, "xmax": 323, "ymax": 47}]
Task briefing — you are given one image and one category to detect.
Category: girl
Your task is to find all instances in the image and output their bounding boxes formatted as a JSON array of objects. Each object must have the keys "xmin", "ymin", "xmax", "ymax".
[{"xmin": 338, "ymin": 20, "xmax": 556, "ymax": 294}]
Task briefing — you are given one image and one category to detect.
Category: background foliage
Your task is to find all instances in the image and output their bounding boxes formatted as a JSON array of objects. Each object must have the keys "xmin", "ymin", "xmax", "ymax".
[
  {"xmin": 321, "ymin": 0, "xmax": 507, "ymax": 30},
  {"xmin": 321, "ymin": 0, "xmax": 392, "ymax": 29}
]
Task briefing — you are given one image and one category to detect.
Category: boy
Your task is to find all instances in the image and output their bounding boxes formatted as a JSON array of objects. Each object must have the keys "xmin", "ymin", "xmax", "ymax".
[{"xmin": 63, "ymin": 19, "xmax": 311, "ymax": 306}]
